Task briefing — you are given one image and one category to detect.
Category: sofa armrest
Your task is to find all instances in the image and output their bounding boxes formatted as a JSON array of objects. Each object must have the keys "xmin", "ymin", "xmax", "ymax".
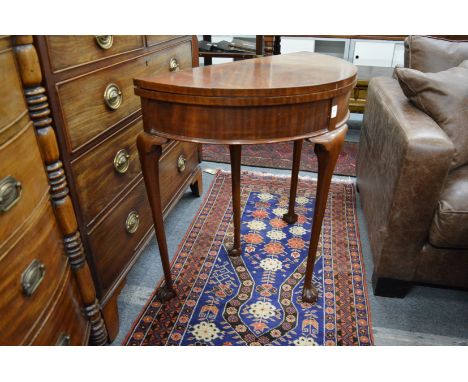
[{"xmin": 357, "ymin": 77, "xmax": 455, "ymax": 280}]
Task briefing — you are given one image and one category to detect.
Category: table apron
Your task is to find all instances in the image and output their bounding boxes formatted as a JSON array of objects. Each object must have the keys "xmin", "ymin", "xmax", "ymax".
[{"xmin": 141, "ymin": 95, "xmax": 350, "ymax": 144}]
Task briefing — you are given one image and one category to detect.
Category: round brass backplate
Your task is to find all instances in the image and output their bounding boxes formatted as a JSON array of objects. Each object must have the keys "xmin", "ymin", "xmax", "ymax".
[
  {"xmin": 177, "ymin": 155, "xmax": 186, "ymax": 172},
  {"xmin": 104, "ymin": 83, "xmax": 123, "ymax": 110},
  {"xmin": 113, "ymin": 149, "xmax": 130, "ymax": 174},
  {"xmin": 95, "ymin": 35, "xmax": 113, "ymax": 50},
  {"xmin": 125, "ymin": 210, "xmax": 140, "ymax": 234},
  {"xmin": 169, "ymin": 57, "xmax": 180, "ymax": 72}
]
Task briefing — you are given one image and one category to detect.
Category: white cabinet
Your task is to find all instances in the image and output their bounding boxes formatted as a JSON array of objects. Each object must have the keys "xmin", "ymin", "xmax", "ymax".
[
  {"xmin": 278, "ymin": 37, "xmax": 404, "ymax": 69},
  {"xmin": 279, "ymin": 37, "xmax": 317, "ymax": 54},
  {"xmin": 352, "ymin": 41, "xmax": 395, "ymax": 67},
  {"xmin": 392, "ymin": 43, "xmax": 405, "ymax": 67},
  {"xmin": 350, "ymin": 40, "xmax": 404, "ymax": 67}
]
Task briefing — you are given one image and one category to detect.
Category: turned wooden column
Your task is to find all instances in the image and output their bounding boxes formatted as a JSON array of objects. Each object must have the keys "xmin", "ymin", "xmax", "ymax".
[
  {"xmin": 13, "ymin": 36, "xmax": 108, "ymax": 345},
  {"xmin": 263, "ymin": 36, "xmax": 276, "ymax": 56}
]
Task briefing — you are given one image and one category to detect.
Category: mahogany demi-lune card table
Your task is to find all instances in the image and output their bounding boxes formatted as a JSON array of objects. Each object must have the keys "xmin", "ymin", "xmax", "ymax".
[{"xmin": 134, "ymin": 52, "xmax": 357, "ymax": 303}]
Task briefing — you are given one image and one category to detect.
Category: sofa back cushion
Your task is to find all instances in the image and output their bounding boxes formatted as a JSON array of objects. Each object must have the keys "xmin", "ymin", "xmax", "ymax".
[
  {"xmin": 404, "ymin": 36, "xmax": 468, "ymax": 72},
  {"xmin": 395, "ymin": 61, "xmax": 468, "ymax": 169}
]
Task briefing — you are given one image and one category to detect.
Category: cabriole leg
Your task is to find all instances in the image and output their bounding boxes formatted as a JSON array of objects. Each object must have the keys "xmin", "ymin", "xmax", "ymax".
[
  {"xmin": 137, "ymin": 132, "xmax": 176, "ymax": 302},
  {"xmin": 228, "ymin": 145, "xmax": 242, "ymax": 257},
  {"xmin": 302, "ymin": 125, "xmax": 347, "ymax": 303},
  {"xmin": 283, "ymin": 139, "xmax": 303, "ymax": 224}
]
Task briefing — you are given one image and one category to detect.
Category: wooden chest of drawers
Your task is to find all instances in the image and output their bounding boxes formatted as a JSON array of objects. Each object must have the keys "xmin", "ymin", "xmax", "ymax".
[
  {"xmin": 34, "ymin": 36, "xmax": 202, "ymax": 340},
  {"xmin": 0, "ymin": 36, "xmax": 106, "ymax": 345}
]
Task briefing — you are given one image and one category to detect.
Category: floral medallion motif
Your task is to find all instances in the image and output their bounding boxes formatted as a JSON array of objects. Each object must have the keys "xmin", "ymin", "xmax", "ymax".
[
  {"xmin": 259, "ymin": 258, "xmax": 283, "ymax": 271},
  {"xmin": 248, "ymin": 301, "xmax": 277, "ymax": 319},
  {"xmin": 266, "ymin": 230, "xmax": 286, "ymax": 241},
  {"xmin": 191, "ymin": 322, "xmax": 222, "ymax": 341},
  {"xmin": 289, "ymin": 226, "xmax": 307, "ymax": 236},
  {"xmin": 247, "ymin": 220, "xmax": 267, "ymax": 231},
  {"xmin": 272, "ymin": 207, "xmax": 289, "ymax": 217},
  {"xmin": 294, "ymin": 336, "xmax": 318, "ymax": 346}
]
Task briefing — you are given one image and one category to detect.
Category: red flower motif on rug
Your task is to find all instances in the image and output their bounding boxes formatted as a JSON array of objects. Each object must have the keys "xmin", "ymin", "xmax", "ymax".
[{"xmin": 243, "ymin": 232, "xmax": 263, "ymax": 244}]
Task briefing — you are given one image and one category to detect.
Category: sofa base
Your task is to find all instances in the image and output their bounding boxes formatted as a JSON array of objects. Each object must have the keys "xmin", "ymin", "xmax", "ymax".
[{"xmin": 372, "ymin": 272, "xmax": 412, "ymax": 298}]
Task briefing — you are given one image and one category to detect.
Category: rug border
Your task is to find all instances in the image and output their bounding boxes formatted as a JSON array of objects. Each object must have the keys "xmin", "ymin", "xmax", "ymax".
[
  {"xmin": 122, "ymin": 169, "xmax": 374, "ymax": 345},
  {"xmin": 349, "ymin": 183, "xmax": 375, "ymax": 345}
]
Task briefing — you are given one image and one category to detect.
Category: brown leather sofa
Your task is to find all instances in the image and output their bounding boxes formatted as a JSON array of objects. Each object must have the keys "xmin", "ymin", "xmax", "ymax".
[{"xmin": 357, "ymin": 36, "xmax": 468, "ymax": 297}]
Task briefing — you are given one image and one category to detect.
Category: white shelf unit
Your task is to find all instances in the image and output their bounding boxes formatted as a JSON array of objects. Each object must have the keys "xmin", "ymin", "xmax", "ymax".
[
  {"xmin": 280, "ymin": 36, "xmax": 350, "ymax": 60},
  {"xmin": 280, "ymin": 36, "xmax": 404, "ymax": 79},
  {"xmin": 199, "ymin": 36, "xmax": 405, "ymax": 79}
]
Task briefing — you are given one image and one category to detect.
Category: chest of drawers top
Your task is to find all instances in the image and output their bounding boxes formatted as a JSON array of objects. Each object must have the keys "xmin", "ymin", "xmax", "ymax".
[{"xmin": 43, "ymin": 35, "xmax": 184, "ymax": 74}]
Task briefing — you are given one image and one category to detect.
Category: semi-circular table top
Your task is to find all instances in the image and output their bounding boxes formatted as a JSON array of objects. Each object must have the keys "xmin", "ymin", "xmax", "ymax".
[
  {"xmin": 134, "ymin": 52, "xmax": 357, "ymax": 144},
  {"xmin": 134, "ymin": 52, "xmax": 357, "ymax": 104}
]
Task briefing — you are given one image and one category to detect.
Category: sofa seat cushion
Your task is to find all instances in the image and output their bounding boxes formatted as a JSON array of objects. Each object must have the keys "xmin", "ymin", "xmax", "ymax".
[
  {"xmin": 394, "ymin": 61, "xmax": 468, "ymax": 169},
  {"xmin": 430, "ymin": 165, "xmax": 468, "ymax": 248},
  {"xmin": 404, "ymin": 36, "xmax": 468, "ymax": 73}
]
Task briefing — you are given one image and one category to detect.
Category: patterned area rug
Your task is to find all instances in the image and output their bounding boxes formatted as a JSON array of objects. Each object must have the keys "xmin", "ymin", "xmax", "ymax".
[
  {"xmin": 124, "ymin": 171, "xmax": 373, "ymax": 346},
  {"xmin": 202, "ymin": 141, "xmax": 358, "ymax": 176}
]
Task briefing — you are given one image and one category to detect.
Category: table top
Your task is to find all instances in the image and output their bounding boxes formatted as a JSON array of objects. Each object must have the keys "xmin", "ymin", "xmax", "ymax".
[
  {"xmin": 134, "ymin": 52, "xmax": 357, "ymax": 99},
  {"xmin": 135, "ymin": 52, "xmax": 357, "ymax": 144}
]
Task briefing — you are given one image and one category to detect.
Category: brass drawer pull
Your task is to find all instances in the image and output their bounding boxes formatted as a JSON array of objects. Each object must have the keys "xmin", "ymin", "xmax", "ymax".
[
  {"xmin": 177, "ymin": 155, "xmax": 186, "ymax": 172},
  {"xmin": 104, "ymin": 83, "xmax": 122, "ymax": 110},
  {"xmin": 125, "ymin": 210, "xmax": 140, "ymax": 234},
  {"xmin": 21, "ymin": 259, "xmax": 46, "ymax": 297},
  {"xmin": 0, "ymin": 175, "xmax": 22, "ymax": 213},
  {"xmin": 56, "ymin": 333, "xmax": 71, "ymax": 346},
  {"xmin": 95, "ymin": 35, "xmax": 113, "ymax": 50},
  {"xmin": 169, "ymin": 57, "xmax": 180, "ymax": 72},
  {"xmin": 113, "ymin": 149, "xmax": 130, "ymax": 174}
]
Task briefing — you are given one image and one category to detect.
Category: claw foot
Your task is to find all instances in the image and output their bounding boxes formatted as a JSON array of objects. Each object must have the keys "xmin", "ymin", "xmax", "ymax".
[
  {"xmin": 302, "ymin": 285, "xmax": 318, "ymax": 304},
  {"xmin": 155, "ymin": 284, "xmax": 176, "ymax": 302},
  {"xmin": 283, "ymin": 212, "xmax": 298, "ymax": 224}
]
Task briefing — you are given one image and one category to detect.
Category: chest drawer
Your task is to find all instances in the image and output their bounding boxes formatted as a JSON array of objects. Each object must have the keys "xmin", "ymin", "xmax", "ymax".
[
  {"xmin": 0, "ymin": 125, "xmax": 50, "ymax": 250},
  {"xmin": 45, "ymin": 35, "xmax": 145, "ymax": 72},
  {"xmin": 0, "ymin": 44, "xmax": 28, "ymax": 146},
  {"xmin": 146, "ymin": 35, "xmax": 183, "ymax": 47},
  {"xmin": 57, "ymin": 40, "xmax": 193, "ymax": 152},
  {"xmin": 88, "ymin": 179, "xmax": 154, "ymax": 296},
  {"xmin": 159, "ymin": 141, "xmax": 199, "ymax": 208},
  {"xmin": 71, "ymin": 117, "xmax": 175, "ymax": 226},
  {"xmin": 29, "ymin": 270, "xmax": 88, "ymax": 345},
  {"xmin": 72, "ymin": 117, "xmax": 145, "ymax": 227},
  {"xmin": 0, "ymin": 203, "xmax": 68, "ymax": 345}
]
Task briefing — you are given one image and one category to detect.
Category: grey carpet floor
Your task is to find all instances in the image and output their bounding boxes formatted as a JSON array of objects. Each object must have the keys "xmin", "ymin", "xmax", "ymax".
[{"xmin": 112, "ymin": 115, "xmax": 468, "ymax": 345}]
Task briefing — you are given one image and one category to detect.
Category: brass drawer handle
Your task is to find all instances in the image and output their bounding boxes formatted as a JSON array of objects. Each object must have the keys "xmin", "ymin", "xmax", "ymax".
[
  {"xmin": 177, "ymin": 155, "xmax": 186, "ymax": 172},
  {"xmin": 0, "ymin": 175, "xmax": 22, "ymax": 213},
  {"xmin": 125, "ymin": 210, "xmax": 140, "ymax": 234},
  {"xmin": 21, "ymin": 259, "xmax": 46, "ymax": 297},
  {"xmin": 113, "ymin": 149, "xmax": 130, "ymax": 174},
  {"xmin": 104, "ymin": 83, "xmax": 122, "ymax": 110},
  {"xmin": 95, "ymin": 35, "xmax": 113, "ymax": 50},
  {"xmin": 169, "ymin": 57, "xmax": 180, "ymax": 72},
  {"xmin": 56, "ymin": 333, "xmax": 71, "ymax": 346}
]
